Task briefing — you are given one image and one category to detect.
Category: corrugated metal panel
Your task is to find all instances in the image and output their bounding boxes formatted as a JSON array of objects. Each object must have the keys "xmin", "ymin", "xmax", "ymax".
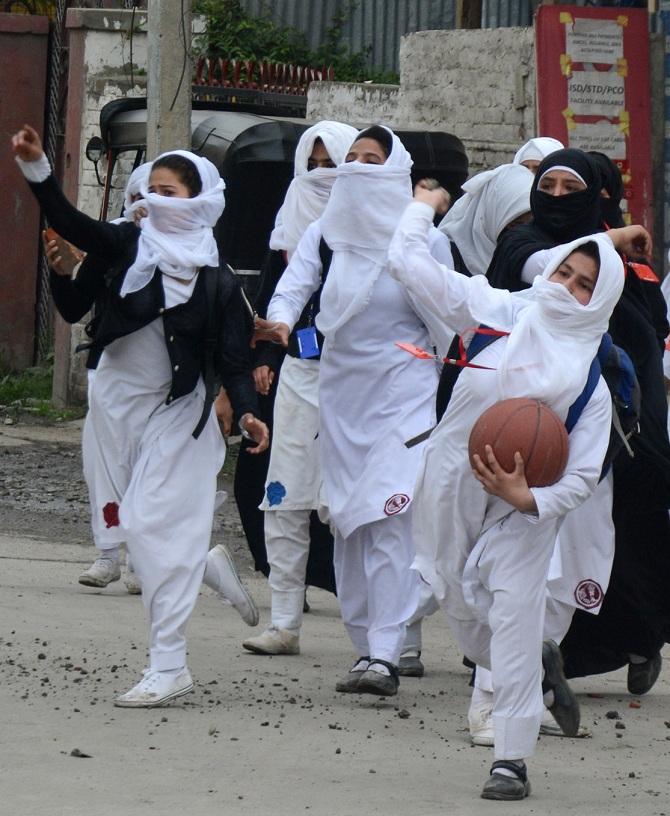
[
  {"xmin": 238, "ymin": 0, "xmax": 538, "ymax": 72},
  {"xmin": 239, "ymin": 0, "xmax": 458, "ymax": 74},
  {"xmin": 481, "ymin": 0, "xmax": 533, "ymax": 28}
]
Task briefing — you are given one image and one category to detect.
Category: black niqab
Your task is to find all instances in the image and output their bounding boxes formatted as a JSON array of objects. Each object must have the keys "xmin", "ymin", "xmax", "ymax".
[
  {"xmin": 487, "ymin": 148, "xmax": 604, "ymax": 290},
  {"xmin": 530, "ymin": 148, "xmax": 603, "ymax": 241}
]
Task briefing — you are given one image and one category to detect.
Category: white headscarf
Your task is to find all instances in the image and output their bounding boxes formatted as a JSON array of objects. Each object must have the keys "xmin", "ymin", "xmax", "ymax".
[
  {"xmin": 316, "ymin": 125, "xmax": 413, "ymax": 339},
  {"xmin": 513, "ymin": 137, "xmax": 564, "ymax": 167},
  {"xmin": 269, "ymin": 121, "xmax": 358, "ymax": 258},
  {"xmin": 438, "ymin": 163, "xmax": 533, "ymax": 276},
  {"xmin": 111, "ymin": 162, "xmax": 152, "ymax": 225},
  {"xmin": 490, "ymin": 234, "xmax": 624, "ymax": 417},
  {"xmin": 121, "ymin": 149, "xmax": 225, "ymax": 297}
]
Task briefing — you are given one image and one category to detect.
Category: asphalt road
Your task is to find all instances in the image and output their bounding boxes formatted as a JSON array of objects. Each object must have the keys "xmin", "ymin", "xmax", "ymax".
[{"xmin": 1, "ymin": 420, "xmax": 669, "ymax": 816}]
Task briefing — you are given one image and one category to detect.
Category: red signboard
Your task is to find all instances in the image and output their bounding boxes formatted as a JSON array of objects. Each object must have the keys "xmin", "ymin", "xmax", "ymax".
[{"xmin": 536, "ymin": 5, "xmax": 652, "ymax": 229}]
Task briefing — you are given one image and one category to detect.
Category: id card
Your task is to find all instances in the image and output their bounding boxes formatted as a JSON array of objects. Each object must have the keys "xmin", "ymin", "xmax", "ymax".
[{"xmin": 296, "ymin": 326, "xmax": 320, "ymax": 359}]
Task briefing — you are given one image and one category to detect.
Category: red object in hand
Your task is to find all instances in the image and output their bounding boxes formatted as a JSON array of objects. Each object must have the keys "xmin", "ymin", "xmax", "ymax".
[{"xmin": 468, "ymin": 398, "xmax": 569, "ymax": 488}]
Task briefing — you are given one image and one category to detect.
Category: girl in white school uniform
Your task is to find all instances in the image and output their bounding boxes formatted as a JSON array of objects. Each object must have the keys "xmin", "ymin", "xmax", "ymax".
[
  {"xmin": 388, "ymin": 183, "xmax": 648, "ymax": 800},
  {"xmin": 13, "ymin": 125, "xmax": 268, "ymax": 708},
  {"xmin": 242, "ymin": 120, "xmax": 358, "ymax": 656},
  {"xmin": 262, "ymin": 125, "xmax": 453, "ymax": 695}
]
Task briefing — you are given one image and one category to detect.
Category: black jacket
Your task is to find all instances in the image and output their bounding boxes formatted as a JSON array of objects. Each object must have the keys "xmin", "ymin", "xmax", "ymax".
[{"xmin": 31, "ymin": 174, "xmax": 258, "ymax": 428}]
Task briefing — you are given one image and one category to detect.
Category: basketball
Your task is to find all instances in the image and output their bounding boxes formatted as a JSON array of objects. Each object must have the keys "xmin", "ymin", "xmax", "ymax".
[{"xmin": 468, "ymin": 398, "xmax": 569, "ymax": 488}]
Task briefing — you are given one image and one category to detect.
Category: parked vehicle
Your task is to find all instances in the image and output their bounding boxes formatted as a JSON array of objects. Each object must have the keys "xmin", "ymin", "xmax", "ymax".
[{"xmin": 89, "ymin": 98, "xmax": 469, "ymax": 300}]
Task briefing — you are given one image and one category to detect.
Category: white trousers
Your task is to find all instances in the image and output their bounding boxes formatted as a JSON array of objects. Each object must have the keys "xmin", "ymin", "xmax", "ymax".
[
  {"xmin": 84, "ymin": 391, "xmax": 224, "ymax": 672},
  {"xmin": 445, "ymin": 513, "xmax": 557, "ymax": 760},
  {"xmin": 474, "ymin": 593, "xmax": 576, "ymax": 693},
  {"xmin": 403, "ymin": 579, "xmax": 440, "ymax": 652},
  {"xmin": 334, "ymin": 512, "xmax": 420, "ymax": 665},
  {"xmin": 265, "ymin": 509, "xmax": 311, "ymax": 632}
]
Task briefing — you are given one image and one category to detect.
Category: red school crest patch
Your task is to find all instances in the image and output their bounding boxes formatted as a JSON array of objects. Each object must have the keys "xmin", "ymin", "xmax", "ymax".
[
  {"xmin": 384, "ymin": 493, "xmax": 410, "ymax": 516},
  {"xmin": 574, "ymin": 579, "xmax": 603, "ymax": 610}
]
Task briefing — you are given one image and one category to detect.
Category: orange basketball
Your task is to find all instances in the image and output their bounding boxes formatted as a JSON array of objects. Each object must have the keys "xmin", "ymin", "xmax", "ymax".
[{"xmin": 468, "ymin": 398, "xmax": 569, "ymax": 488}]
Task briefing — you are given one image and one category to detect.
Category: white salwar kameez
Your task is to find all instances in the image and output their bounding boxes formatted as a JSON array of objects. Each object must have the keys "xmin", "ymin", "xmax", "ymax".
[
  {"xmin": 388, "ymin": 202, "xmax": 618, "ymax": 759},
  {"xmin": 268, "ymin": 220, "xmax": 450, "ymax": 664},
  {"xmin": 259, "ymin": 121, "xmax": 359, "ymax": 633},
  {"xmin": 84, "ymin": 276, "xmax": 225, "ymax": 671},
  {"xmin": 259, "ymin": 355, "xmax": 322, "ymax": 631}
]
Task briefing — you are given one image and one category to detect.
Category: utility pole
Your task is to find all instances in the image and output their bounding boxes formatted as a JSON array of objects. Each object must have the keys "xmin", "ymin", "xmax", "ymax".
[{"xmin": 146, "ymin": 0, "xmax": 192, "ymax": 159}]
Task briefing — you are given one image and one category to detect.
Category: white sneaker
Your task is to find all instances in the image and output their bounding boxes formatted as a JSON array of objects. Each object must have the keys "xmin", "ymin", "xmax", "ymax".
[
  {"xmin": 203, "ymin": 544, "xmax": 259, "ymax": 626},
  {"xmin": 123, "ymin": 567, "xmax": 142, "ymax": 595},
  {"xmin": 114, "ymin": 668, "xmax": 194, "ymax": 708},
  {"xmin": 468, "ymin": 694, "xmax": 495, "ymax": 747},
  {"xmin": 242, "ymin": 625, "xmax": 300, "ymax": 655},
  {"xmin": 78, "ymin": 557, "xmax": 121, "ymax": 588}
]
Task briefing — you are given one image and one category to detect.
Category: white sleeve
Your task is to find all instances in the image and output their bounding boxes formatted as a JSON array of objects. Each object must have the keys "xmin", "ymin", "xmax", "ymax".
[
  {"xmin": 15, "ymin": 153, "xmax": 52, "ymax": 183},
  {"xmin": 427, "ymin": 227, "xmax": 455, "ymax": 268},
  {"xmin": 388, "ymin": 201, "xmax": 515, "ymax": 336},
  {"xmin": 404, "ymin": 227, "xmax": 457, "ymax": 357},
  {"xmin": 529, "ymin": 377, "xmax": 612, "ymax": 522},
  {"xmin": 267, "ymin": 222, "xmax": 323, "ymax": 330}
]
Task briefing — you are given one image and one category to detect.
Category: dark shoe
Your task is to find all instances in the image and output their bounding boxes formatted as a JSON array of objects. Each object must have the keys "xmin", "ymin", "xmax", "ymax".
[
  {"xmin": 303, "ymin": 590, "xmax": 311, "ymax": 614},
  {"xmin": 356, "ymin": 659, "xmax": 399, "ymax": 697},
  {"xmin": 627, "ymin": 652, "xmax": 662, "ymax": 696},
  {"xmin": 335, "ymin": 656, "xmax": 369, "ymax": 694},
  {"xmin": 481, "ymin": 761, "xmax": 531, "ymax": 801},
  {"xmin": 398, "ymin": 651, "xmax": 424, "ymax": 677},
  {"xmin": 542, "ymin": 639, "xmax": 580, "ymax": 737}
]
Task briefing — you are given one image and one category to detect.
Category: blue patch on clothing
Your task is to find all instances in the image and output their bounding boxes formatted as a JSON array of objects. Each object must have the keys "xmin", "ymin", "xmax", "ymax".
[{"xmin": 266, "ymin": 481, "xmax": 287, "ymax": 507}]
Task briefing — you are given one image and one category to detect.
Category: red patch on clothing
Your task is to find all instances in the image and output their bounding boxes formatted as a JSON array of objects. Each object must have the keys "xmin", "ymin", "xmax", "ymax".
[
  {"xmin": 103, "ymin": 502, "xmax": 120, "ymax": 528},
  {"xmin": 383, "ymin": 493, "xmax": 410, "ymax": 516},
  {"xmin": 574, "ymin": 579, "xmax": 603, "ymax": 610}
]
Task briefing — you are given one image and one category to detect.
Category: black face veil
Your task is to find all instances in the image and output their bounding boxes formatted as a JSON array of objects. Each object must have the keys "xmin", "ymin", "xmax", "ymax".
[{"xmin": 530, "ymin": 148, "xmax": 604, "ymax": 242}]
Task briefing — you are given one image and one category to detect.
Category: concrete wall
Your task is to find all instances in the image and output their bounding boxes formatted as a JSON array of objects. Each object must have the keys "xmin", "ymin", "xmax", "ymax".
[
  {"xmin": 53, "ymin": 8, "xmax": 148, "ymax": 406},
  {"xmin": 0, "ymin": 13, "xmax": 49, "ymax": 371},
  {"xmin": 307, "ymin": 27, "xmax": 536, "ymax": 172}
]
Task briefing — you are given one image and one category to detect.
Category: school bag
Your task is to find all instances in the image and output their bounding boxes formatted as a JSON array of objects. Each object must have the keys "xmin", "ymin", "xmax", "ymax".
[{"xmin": 421, "ymin": 327, "xmax": 640, "ymax": 477}]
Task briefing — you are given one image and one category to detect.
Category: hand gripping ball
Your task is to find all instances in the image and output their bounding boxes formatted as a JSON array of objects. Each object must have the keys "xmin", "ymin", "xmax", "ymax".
[{"xmin": 468, "ymin": 398, "xmax": 569, "ymax": 487}]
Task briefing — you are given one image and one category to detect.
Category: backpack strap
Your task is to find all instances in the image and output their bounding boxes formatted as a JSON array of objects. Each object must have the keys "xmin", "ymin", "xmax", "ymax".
[
  {"xmin": 192, "ymin": 266, "xmax": 220, "ymax": 440},
  {"xmin": 564, "ymin": 357, "xmax": 602, "ymax": 434}
]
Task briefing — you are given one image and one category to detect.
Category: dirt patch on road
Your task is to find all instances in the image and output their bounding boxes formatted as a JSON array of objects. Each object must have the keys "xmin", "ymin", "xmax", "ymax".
[{"xmin": 0, "ymin": 419, "xmax": 253, "ymax": 567}]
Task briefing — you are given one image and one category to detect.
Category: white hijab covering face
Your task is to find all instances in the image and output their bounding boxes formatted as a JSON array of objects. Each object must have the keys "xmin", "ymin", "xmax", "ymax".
[
  {"xmin": 438, "ymin": 163, "xmax": 533, "ymax": 276},
  {"xmin": 316, "ymin": 125, "xmax": 413, "ymax": 338},
  {"xmin": 513, "ymin": 136, "xmax": 564, "ymax": 166},
  {"xmin": 483, "ymin": 233, "xmax": 624, "ymax": 417},
  {"xmin": 269, "ymin": 120, "xmax": 358, "ymax": 257},
  {"xmin": 121, "ymin": 149, "xmax": 225, "ymax": 297}
]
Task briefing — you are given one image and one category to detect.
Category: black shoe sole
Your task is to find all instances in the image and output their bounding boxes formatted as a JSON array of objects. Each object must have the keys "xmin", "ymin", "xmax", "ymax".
[{"xmin": 543, "ymin": 640, "xmax": 580, "ymax": 737}]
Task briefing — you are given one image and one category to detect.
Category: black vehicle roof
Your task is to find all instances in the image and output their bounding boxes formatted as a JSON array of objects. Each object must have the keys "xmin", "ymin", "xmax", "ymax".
[{"xmin": 99, "ymin": 98, "xmax": 468, "ymax": 276}]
